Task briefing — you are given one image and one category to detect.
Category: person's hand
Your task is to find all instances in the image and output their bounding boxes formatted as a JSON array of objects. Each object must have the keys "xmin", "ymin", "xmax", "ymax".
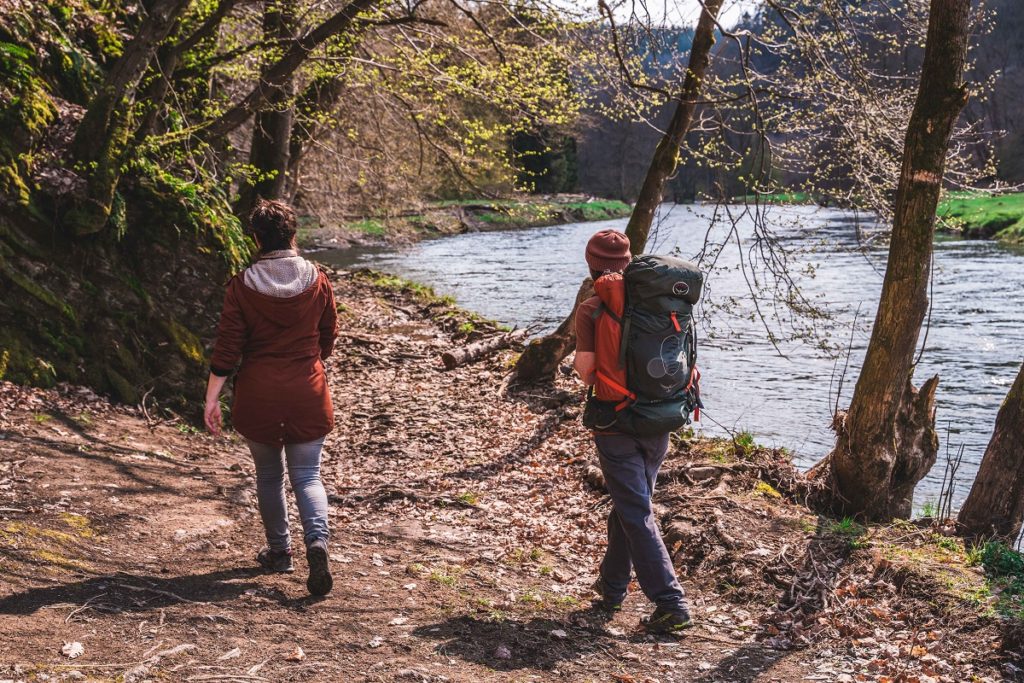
[{"xmin": 204, "ymin": 399, "xmax": 222, "ymax": 435}]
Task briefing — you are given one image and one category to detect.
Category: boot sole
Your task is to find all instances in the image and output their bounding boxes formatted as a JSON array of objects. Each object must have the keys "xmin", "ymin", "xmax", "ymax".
[{"xmin": 306, "ymin": 544, "xmax": 333, "ymax": 597}]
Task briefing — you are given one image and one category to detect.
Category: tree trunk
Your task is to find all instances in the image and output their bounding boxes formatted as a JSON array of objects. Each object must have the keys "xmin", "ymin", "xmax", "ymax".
[
  {"xmin": 623, "ymin": 0, "xmax": 724, "ymax": 252},
  {"xmin": 816, "ymin": 0, "xmax": 972, "ymax": 521},
  {"xmin": 285, "ymin": 74, "xmax": 348, "ymax": 197},
  {"xmin": 68, "ymin": 0, "xmax": 193, "ymax": 235},
  {"xmin": 200, "ymin": 0, "xmax": 378, "ymax": 141},
  {"xmin": 440, "ymin": 330, "xmax": 529, "ymax": 371},
  {"xmin": 511, "ymin": 0, "xmax": 722, "ymax": 382},
  {"xmin": 135, "ymin": 0, "xmax": 240, "ymax": 141},
  {"xmin": 235, "ymin": 0, "xmax": 298, "ymax": 216},
  {"xmin": 513, "ymin": 279, "xmax": 593, "ymax": 383},
  {"xmin": 957, "ymin": 362, "xmax": 1024, "ymax": 541}
]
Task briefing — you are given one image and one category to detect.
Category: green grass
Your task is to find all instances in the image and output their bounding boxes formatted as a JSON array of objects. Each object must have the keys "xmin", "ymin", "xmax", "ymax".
[
  {"xmin": 561, "ymin": 199, "xmax": 631, "ymax": 221},
  {"xmin": 977, "ymin": 542, "xmax": 1024, "ymax": 618},
  {"xmin": 826, "ymin": 517, "xmax": 869, "ymax": 548},
  {"xmin": 434, "ymin": 197, "xmax": 630, "ymax": 226},
  {"xmin": 920, "ymin": 500, "xmax": 938, "ymax": 518},
  {"xmin": 937, "ymin": 191, "xmax": 1024, "ymax": 242},
  {"xmin": 456, "ymin": 491, "xmax": 479, "ymax": 506},
  {"xmin": 359, "ymin": 271, "xmax": 456, "ymax": 305},
  {"xmin": 733, "ymin": 430, "xmax": 756, "ymax": 455},
  {"xmin": 346, "ymin": 218, "xmax": 386, "ymax": 236}
]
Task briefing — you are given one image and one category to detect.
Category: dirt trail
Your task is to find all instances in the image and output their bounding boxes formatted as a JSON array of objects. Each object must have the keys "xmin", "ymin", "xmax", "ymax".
[{"xmin": 0, "ymin": 271, "xmax": 1017, "ymax": 682}]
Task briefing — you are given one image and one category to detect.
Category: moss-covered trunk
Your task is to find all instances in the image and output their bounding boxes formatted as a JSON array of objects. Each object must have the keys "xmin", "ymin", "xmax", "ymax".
[{"xmin": 67, "ymin": 0, "xmax": 194, "ymax": 235}]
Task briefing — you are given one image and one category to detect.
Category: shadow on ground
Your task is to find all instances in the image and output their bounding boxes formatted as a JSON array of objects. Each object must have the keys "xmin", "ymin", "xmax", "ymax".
[
  {"xmin": 412, "ymin": 613, "xmax": 616, "ymax": 671},
  {"xmin": 0, "ymin": 567, "xmax": 268, "ymax": 616}
]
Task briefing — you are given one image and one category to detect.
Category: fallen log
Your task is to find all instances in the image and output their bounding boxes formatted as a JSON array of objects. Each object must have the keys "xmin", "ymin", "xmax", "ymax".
[{"xmin": 441, "ymin": 329, "xmax": 529, "ymax": 370}]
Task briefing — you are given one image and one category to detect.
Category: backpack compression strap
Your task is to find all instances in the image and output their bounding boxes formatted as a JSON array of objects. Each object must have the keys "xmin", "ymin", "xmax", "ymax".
[{"xmin": 596, "ymin": 370, "xmax": 636, "ymax": 411}]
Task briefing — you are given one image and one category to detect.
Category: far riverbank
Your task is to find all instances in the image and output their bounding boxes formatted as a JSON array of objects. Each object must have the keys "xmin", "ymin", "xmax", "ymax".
[{"xmin": 297, "ymin": 195, "xmax": 632, "ymax": 249}]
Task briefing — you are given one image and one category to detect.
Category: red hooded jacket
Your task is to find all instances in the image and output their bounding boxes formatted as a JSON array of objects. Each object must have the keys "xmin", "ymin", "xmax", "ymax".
[{"xmin": 210, "ymin": 270, "xmax": 338, "ymax": 444}]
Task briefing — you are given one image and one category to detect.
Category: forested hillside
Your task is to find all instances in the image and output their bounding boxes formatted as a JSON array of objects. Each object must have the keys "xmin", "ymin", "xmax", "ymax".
[{"xmin": 573, "ymin": 0, "xmax": 1024, "ymax": 201}]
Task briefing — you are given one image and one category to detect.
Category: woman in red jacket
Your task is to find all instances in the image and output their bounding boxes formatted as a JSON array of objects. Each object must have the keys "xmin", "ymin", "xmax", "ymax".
[{"xmin": 205, "ymin": 199, "xmax": 338, "ymax": 597}]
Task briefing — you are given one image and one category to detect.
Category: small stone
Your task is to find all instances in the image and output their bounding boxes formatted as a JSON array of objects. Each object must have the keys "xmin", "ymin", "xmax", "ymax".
[
  {"xmin": 494, "ymin": 645, "xmax": 512, "ymax": 659},
  {"xmin": 61, "ymin": 642, "xmax": 84, "ymax": 659}
]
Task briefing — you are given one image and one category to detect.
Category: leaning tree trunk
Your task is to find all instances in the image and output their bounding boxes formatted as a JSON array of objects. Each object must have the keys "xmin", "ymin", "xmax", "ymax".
[
  {"xmin": 512, "ymin": 0, "xmax": 723, "ymax": 382},
  {"xmin": 200, "ymin": 0, "xmax": 379, "ymax": 140},
  {"xmin": 513, "ymin": 279, "xmax": 594, "ymax": 382},
  {"xmin": 135, "ymin": 0, "xmax": 241, "ymax": 141},
  {"xmin": 68, "ymin": 0, "xmax": 193, "ymax": 235},
  {"xmin": 814, "ymin": 0, "xmax": 972, "ymax": 521},
  {"xmin": 623, "ymin": 0, "xmax": 724, "ymax": 250},
  {"xmin": 235, "ymin": 0, "xmax": 298, "ymax": 217},
  {"xmin": 957, "ymin": 362, "xmax": 1024, "ymax": 541}
]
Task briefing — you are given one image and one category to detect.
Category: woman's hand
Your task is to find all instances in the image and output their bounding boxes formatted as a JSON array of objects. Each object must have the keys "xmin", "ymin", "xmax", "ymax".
[
  {"xmin": 204, "ymin": 399, "xmax": 222, "ymax": 435},
  {"xmin": 204, "ymin": 373, "xmax": 228, "ymax": 435}
]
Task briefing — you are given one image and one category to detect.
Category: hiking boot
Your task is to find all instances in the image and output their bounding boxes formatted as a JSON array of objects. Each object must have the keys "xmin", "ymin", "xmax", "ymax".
[
  {"xmin": 641, "ymin": 606, "xmax": 693, "ymax": 634},
  {"xmin": 256, "ymin": 547, "xmax": 294, "ymax": 573},
  {"xmin": 306, "ymin": 538, "xmax": 333, "ymax": 597},
  {"xmin": 590, "ymin": 576, "xmax": 624, "ymax": 612}
]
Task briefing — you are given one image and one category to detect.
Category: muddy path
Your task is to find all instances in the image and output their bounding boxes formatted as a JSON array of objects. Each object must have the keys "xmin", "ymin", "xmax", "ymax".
[{"xmin": 0, "ymin": 271, "xmax": 1017, "ymax": 682}]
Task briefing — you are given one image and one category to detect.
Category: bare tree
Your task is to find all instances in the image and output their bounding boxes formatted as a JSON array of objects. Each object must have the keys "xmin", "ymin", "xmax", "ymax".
[
  {"xmin": 809, "ymin": 0, "xmax": 972, "ymax": 521},
  {"xmin": 622, "ymin": 0, "xmax": 725, "ymax": 252},
  {"xmin": 512, "ymin": 0, "xmax": 724, "ymax": 383}
]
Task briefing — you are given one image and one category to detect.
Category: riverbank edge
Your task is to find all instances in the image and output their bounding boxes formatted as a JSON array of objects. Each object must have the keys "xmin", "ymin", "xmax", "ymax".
[
  {"xmin": 733, "ymin": 191, "xmax": 1024, "ymax": 244},
  {"xmin": 297, "ymin": 195, "xmax": 632, "ymax": 250}
]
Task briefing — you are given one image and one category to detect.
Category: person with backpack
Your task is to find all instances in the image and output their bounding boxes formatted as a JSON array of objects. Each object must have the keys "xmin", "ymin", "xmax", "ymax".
[
  {"xmin": 204, "ymin": 198, "xmax": 338, "ymax": 597},
  {"xmin": 574, "ymin": 229, "xmax": 702, "ymax": 634}
]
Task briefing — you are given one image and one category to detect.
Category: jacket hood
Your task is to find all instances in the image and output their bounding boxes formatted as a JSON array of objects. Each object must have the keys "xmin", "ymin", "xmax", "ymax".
[{"xmin": 235, "ymin": 271, "xmax": 327, "ymax": 328}]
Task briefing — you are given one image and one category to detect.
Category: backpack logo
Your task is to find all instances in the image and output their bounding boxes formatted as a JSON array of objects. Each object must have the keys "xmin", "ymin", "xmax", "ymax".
[
  {"xmin": 646, "ymin": 335, "xmax": 686, "ymax": 379},
  {"xmin": 672, "ymin": 281, "xmax": 690, "ymax": 296}
]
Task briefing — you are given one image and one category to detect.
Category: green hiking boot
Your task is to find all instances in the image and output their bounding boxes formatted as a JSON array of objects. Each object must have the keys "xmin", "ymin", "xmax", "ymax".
[
  {"xmin": 256, "ymin": 547, "xmax": 294, "ymax": 573},
  {"xmin": 306, "ymin": 538, "xmax": 333, "ymax": 597},
  {"xmin": 641, "ymin": 606, "xmax": 693, "ymax": 634},
  {"xmin": 591, "ymin": 576, "xmax": 624, "ymax": 612}
]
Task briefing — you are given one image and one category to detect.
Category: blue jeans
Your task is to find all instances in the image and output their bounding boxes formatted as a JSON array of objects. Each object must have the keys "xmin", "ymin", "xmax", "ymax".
[
  {"xmin": 595, "ymin": 432, "xmax": 688, "ymax": 615},
  {"xmin": 246, "ymin": 437, "xmax": 329, "ymax": 551}
]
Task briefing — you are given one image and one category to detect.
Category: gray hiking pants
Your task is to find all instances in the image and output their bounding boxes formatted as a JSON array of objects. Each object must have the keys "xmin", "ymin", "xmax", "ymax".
[
  {"xmin": 246, "ymin": 437, "xmax": 329, "ymax": 551},
  {"xmin": 595, "ymin": 432, "xmax": 688, "ymax": 615}
]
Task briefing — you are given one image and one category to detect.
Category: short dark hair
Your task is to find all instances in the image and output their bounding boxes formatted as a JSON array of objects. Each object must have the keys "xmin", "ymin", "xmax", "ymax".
[{"xmin": 249, "ymin": 198, "xmax": 297, "ymax": 252}]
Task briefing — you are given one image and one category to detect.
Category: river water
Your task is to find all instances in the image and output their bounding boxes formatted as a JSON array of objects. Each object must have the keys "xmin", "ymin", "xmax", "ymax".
[{"xmin": 318, "ymin": 204, "xmax": 1024, "ymax": 513}]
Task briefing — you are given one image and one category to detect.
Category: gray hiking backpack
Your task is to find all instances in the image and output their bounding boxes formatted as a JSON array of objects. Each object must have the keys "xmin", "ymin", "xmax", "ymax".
[{"xmin": 582, "ymin": 254, "xmax": 704, "ymax": 436}]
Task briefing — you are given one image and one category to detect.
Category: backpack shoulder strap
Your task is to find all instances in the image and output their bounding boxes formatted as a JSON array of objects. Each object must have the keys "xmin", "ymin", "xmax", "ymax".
[{"xmin": 591, "ymin": 302, "xmax": 621, "ymax": 325}]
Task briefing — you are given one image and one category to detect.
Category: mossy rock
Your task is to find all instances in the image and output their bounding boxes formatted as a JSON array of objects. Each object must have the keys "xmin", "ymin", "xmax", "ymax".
[
  {"xmin": 160, "ymin": 317, "xmax": 206, "ymax": 366},
  {"xmin": 104, "ymin": 364, "xmax": 139, "ymax": 404}
]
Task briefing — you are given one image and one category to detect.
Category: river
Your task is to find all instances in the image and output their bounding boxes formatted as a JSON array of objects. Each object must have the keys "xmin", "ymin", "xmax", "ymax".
[{"xmin": 318, "ymin": 204, "xmax": 1024, "ymax": 513}]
